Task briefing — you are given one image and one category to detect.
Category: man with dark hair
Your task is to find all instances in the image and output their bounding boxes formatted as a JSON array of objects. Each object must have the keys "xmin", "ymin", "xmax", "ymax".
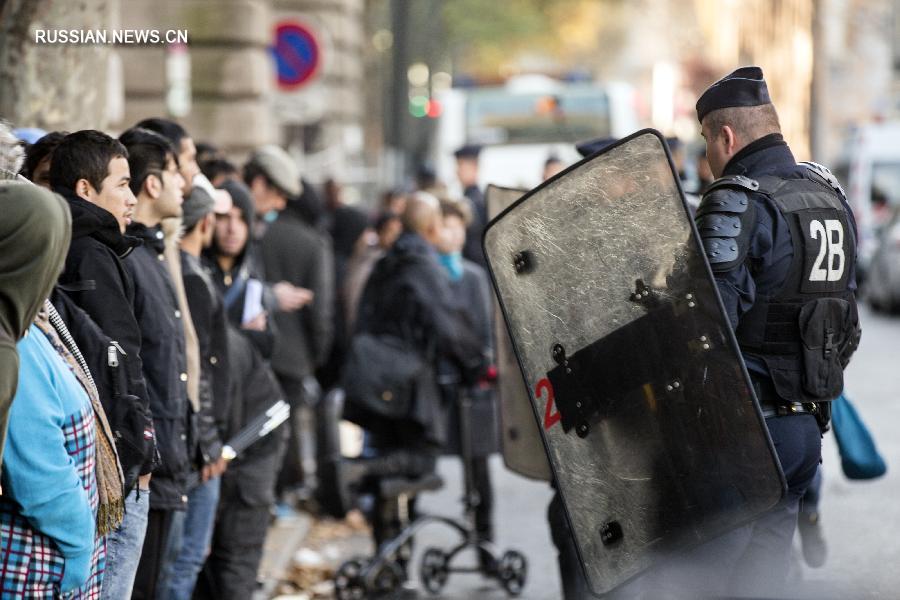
[
  {"xmin": 51, "ymin": 130, "xmax": 154, "ymax": 600},
  {"xmin": 118, "ymin": 126, "xmax": 192, "ymax": 600},
  {"xmin": 21, "ymin": 130, "xmax": 67, "ymax": 188},
  {"xmin": 244, "ymin": 146, "xmax": 333, "ymax": 500},
  {"xmin": 135, "ymin": 118, "xmax": 200, "ymax": 197},
  {"xmin": 200, "ymin": 157, "xmax": 238, "ymax": 187}
]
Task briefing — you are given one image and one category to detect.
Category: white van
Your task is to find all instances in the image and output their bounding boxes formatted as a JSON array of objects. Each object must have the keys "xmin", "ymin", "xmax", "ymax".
[
  {"xmin": 834, "ymin": 121, "xmax": 900, "ymax": 275},
  {"xmin": 433, "ymin": 76, "xmax": 639, "ymax": 194}
]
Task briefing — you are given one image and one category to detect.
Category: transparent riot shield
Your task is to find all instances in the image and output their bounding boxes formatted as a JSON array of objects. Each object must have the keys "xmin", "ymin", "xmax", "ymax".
[
  {"xmin": 486, "ymin": 185, "xmax": 552, "ymax": 482},
  {"xmin": 483, "ymin": 130, "xmax": 785, "ymax": 595}
]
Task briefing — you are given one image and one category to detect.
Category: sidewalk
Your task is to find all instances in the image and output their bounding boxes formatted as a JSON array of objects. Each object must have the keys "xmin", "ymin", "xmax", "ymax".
[{"xmin": 261, "ymin": 510, "xmax": 372, "ymax": 599}]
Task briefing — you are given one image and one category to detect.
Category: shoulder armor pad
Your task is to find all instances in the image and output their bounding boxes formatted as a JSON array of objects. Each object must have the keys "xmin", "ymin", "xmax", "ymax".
[
  {"xmin": 799, "ymin": 161, "xmax": 847, "ymax": 199},
  {"xmin": 696, "ymin": 186, "xmax": 751, "ymax": 217},
  {"xmin": 694, "ymin": 178, "xmax": 758, "ymax": 272},
  {"xmin": 704, "ymin": 174, "xmax": 760, "ymax": 194},
  {"xmin": 701, "ymin": 237, "xmax": 741, "ymax": 266}
]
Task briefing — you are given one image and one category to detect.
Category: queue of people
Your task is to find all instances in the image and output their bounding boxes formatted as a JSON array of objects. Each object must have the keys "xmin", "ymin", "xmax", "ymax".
[{"xmin": 0, "ymin": 115, "xmax": 498, "ymax": 599}]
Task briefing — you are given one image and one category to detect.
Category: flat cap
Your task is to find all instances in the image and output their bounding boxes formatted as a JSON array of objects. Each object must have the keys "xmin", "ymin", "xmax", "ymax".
[
  {"xmin": 696, "ymin": 66, "xmax": 771, "ymax": 123},
  {"xmin": 181, "ymin": 185, "xmax": 216, "ymax": 229},
  {"xmin": 453, "ymin": 144, "xmax": 482, "ymax": 159},
  {"xmin": 247, "ymin": 145, "xmax": 301, "ymax": 197},
  {"xmin": 182, "ymin": 173, "xmax": 232, "ymax": 229}
]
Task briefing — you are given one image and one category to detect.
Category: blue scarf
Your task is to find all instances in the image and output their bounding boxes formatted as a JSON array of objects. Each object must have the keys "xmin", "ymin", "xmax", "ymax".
[{"xmin": 438, "ymin": 252, "xmax": 464, "ymax": 281}]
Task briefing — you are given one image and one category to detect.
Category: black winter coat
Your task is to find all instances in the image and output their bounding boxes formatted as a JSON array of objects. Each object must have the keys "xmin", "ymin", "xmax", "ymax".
[
  {"xmin": 221, "ymin": 324, "xmax": 287, "ymax": 507},
  {"xmin": 182, "ymin": 251, "xmax": 231, "ymax": 466},
  {"xmin": 440, "ymin": 259, "xmax": 499, "ymax": 457},
  {"xmin": 462, "ymin": 185, "xmax": 488, "ymax": 268},
  {"xmin": 50, "ymin": 288, "xmax": 153, "ymax": 492},
  {"xmin": 56, "ymin": 189, "xmax": 155, "ymax": 488},
  {"xmin": 258, "ymin": 211, "xmax": 334, "ymax": 381},
  {"xmin": 355, "ymin": 232, "xmax": 485, "ymax": 446},
  {"xmin": 125, "ymin": 222, "xmax": 191, "ymax": 510}
]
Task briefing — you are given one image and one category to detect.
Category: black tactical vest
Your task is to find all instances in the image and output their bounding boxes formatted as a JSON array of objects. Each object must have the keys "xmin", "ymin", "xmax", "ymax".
[{"xmin": 697, "ymin": 167, "xmax": 861, "ymax": 403}]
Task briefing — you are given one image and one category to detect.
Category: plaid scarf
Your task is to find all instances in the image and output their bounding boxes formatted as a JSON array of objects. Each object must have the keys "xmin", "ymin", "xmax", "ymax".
[{"xmin": 37, "ymin": 304, "xmax": 125, "ymax": 535}]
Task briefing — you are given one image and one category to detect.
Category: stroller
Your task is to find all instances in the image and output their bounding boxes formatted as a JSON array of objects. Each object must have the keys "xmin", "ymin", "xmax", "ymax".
[{"xmin": 316, "ymin": 388, "xmax": 528, "ymax": 598}]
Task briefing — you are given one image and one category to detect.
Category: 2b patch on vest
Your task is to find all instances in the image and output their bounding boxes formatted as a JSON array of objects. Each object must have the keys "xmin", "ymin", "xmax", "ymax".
[{"xmin": 797, "ymin": 210, "xmax": 851, "ymax": 293}]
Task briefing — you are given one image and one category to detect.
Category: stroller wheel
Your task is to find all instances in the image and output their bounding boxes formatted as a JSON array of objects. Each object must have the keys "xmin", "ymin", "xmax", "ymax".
[
  {"xmin": 498, "ymin": 550, "xmax": 527, "ymax": 596},
  {"xmin": 373, "ymin": 560, "xmax": 405, "ymax": 595},
  {"xmin": 420, "ymin": 547, "xmax": 450, "ymax": 594},
  {"xmin": 334, "ymin": 557, "xmax": 367, "ymax": 600}
]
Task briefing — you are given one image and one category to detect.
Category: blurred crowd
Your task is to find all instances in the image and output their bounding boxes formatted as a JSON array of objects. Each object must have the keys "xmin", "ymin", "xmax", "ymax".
[{"xmin": 0, "ymin": 117, "xmax": 499, "ymax": 599}]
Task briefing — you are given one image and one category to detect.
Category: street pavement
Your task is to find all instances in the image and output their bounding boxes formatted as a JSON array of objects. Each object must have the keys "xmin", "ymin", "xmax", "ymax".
[{"xmin": 796, "ymin": 304, "xmax": 900, "ymax": 598}]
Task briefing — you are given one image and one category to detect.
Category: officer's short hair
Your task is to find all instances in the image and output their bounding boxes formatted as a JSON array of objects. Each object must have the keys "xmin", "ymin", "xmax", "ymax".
[{"xmin": 703, "ymin": 103, "xmax": 781, "ymax": 142}]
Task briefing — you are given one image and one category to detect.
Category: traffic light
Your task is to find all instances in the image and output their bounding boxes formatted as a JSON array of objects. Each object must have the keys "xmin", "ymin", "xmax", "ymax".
[{"xmin": 409, "ymin": 95, "xmax": 442, "ymax": 119}]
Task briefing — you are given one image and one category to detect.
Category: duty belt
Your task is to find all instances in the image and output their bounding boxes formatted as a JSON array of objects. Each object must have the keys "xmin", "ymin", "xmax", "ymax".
[
  {"xmin": 750, "ymin": 374, "xmax": 816, "ymax": 419},
  {"xmin": 759, "ymin": 401, "xmax": 815, "ymax": 419}
]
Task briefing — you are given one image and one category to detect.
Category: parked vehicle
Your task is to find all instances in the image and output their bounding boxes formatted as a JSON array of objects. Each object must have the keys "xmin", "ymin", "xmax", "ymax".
[
  {"xmin": 865, "ymin": 205, "xmax": 900, "ymax": 312},
  {"xmin": 833, "ymin": 121, "xmax": 900, "ymax": 283},
  {"xmin": 433, "ymin": 75, "xmax": 639, "ymax": 192}
]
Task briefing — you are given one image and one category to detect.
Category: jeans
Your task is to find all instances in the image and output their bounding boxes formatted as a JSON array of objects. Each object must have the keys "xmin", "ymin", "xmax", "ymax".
[
  {"xmin": 160, "ymin": 477, "xmax": 222, "ymax": 600},
  {"xmin": 101, "ymin": 487, "xmax": 150, "ymax": 600}
]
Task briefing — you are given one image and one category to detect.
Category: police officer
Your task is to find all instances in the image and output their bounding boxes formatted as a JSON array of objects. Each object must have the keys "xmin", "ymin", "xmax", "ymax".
[
  {"xmin": 454, "ymin": 144, "xmax": 487, "ymax": 268},
  {"xmin": 693, "ymin": 66, "xmax": 861, "ymax": 596}
]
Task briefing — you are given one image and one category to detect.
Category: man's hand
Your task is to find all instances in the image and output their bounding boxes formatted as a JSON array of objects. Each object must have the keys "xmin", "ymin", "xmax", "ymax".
[
  {"xmin": 138, "ymin": 473, "xmax": 152, "ymax": 491},
  {"xmin": 201, "ymin": 456, "xmax": 228, "ymax": 482},
  {"xmin": 242, "ymin": 311, "xmax": 268, "ymax": 331},
  {"xmin": 273, "ymin": 281, "xmax": 314, "ymax": 312}
]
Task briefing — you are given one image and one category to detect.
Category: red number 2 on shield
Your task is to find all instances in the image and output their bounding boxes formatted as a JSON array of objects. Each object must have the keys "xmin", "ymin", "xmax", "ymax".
[{"xmin": 536, "ymin": 378, "xmax": 561, "ymax": 430}]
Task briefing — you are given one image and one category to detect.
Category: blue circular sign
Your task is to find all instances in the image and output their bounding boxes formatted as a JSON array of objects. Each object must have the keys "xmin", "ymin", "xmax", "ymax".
[{"xmin": 273, "ymin": 21, "xmax": 320, "ymax": 89}]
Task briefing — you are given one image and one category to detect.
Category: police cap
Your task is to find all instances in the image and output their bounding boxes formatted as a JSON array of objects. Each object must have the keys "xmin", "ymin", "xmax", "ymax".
[
  {"xmin": 453, "ymin": 144, "xmax": 482, "ymax": 160},
  {"xmin": 696, "ymin": 66, "xmax": 771, "ymax": 123}
]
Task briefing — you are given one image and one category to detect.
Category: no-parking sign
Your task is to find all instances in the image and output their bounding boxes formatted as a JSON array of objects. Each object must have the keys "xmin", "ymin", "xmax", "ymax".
[{"xmin": 273, "ymin": 21, "xmax": 320, "ymax": 89}]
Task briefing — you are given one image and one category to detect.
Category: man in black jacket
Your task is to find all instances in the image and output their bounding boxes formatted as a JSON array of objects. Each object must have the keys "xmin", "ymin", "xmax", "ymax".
[
  {"xmin": 196, "ymin": 178, "xmax": 287, "ymax": 600},
  {"xmin": 163, "ymin": 183, "xmax": 233, "ymax": 599},
  {"xmin": 354, "ymin": 191, "xmax": 484, "ymax": 553},
  {"xmin": 454, "ymin": 144, "xmax": 487, "ymax": 268},
  {"xmin": 245, "ymin": 146, "xmax": 334, "ymax": 499},
  {"xmin": 118, "ymin": 127, "xmax": 191, "ymax": 600},
  {"xmin": 50, "ymin": 130, "xmax": 153, "ymax": 600}
]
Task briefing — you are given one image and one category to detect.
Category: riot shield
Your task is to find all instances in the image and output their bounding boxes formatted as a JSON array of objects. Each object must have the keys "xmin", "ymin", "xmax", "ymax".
[
  {"xmin": 486, "ymin": 185, "xmax": 552, "ymax": 482},
  {"xmin": 483, "ymin": 130, "xmax": 785, "ymax": 595}
]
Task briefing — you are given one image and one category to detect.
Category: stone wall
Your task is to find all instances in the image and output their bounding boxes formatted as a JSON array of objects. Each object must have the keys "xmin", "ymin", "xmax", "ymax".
[{"xmin": 0, "ymin": 0, "xmax": 117, "ymax": 131}]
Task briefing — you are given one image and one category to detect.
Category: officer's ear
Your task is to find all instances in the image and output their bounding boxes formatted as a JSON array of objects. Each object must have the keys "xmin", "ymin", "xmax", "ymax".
[{"xmin": 720, "ymin": 125, "xmax": 738, "ymax": 154}]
